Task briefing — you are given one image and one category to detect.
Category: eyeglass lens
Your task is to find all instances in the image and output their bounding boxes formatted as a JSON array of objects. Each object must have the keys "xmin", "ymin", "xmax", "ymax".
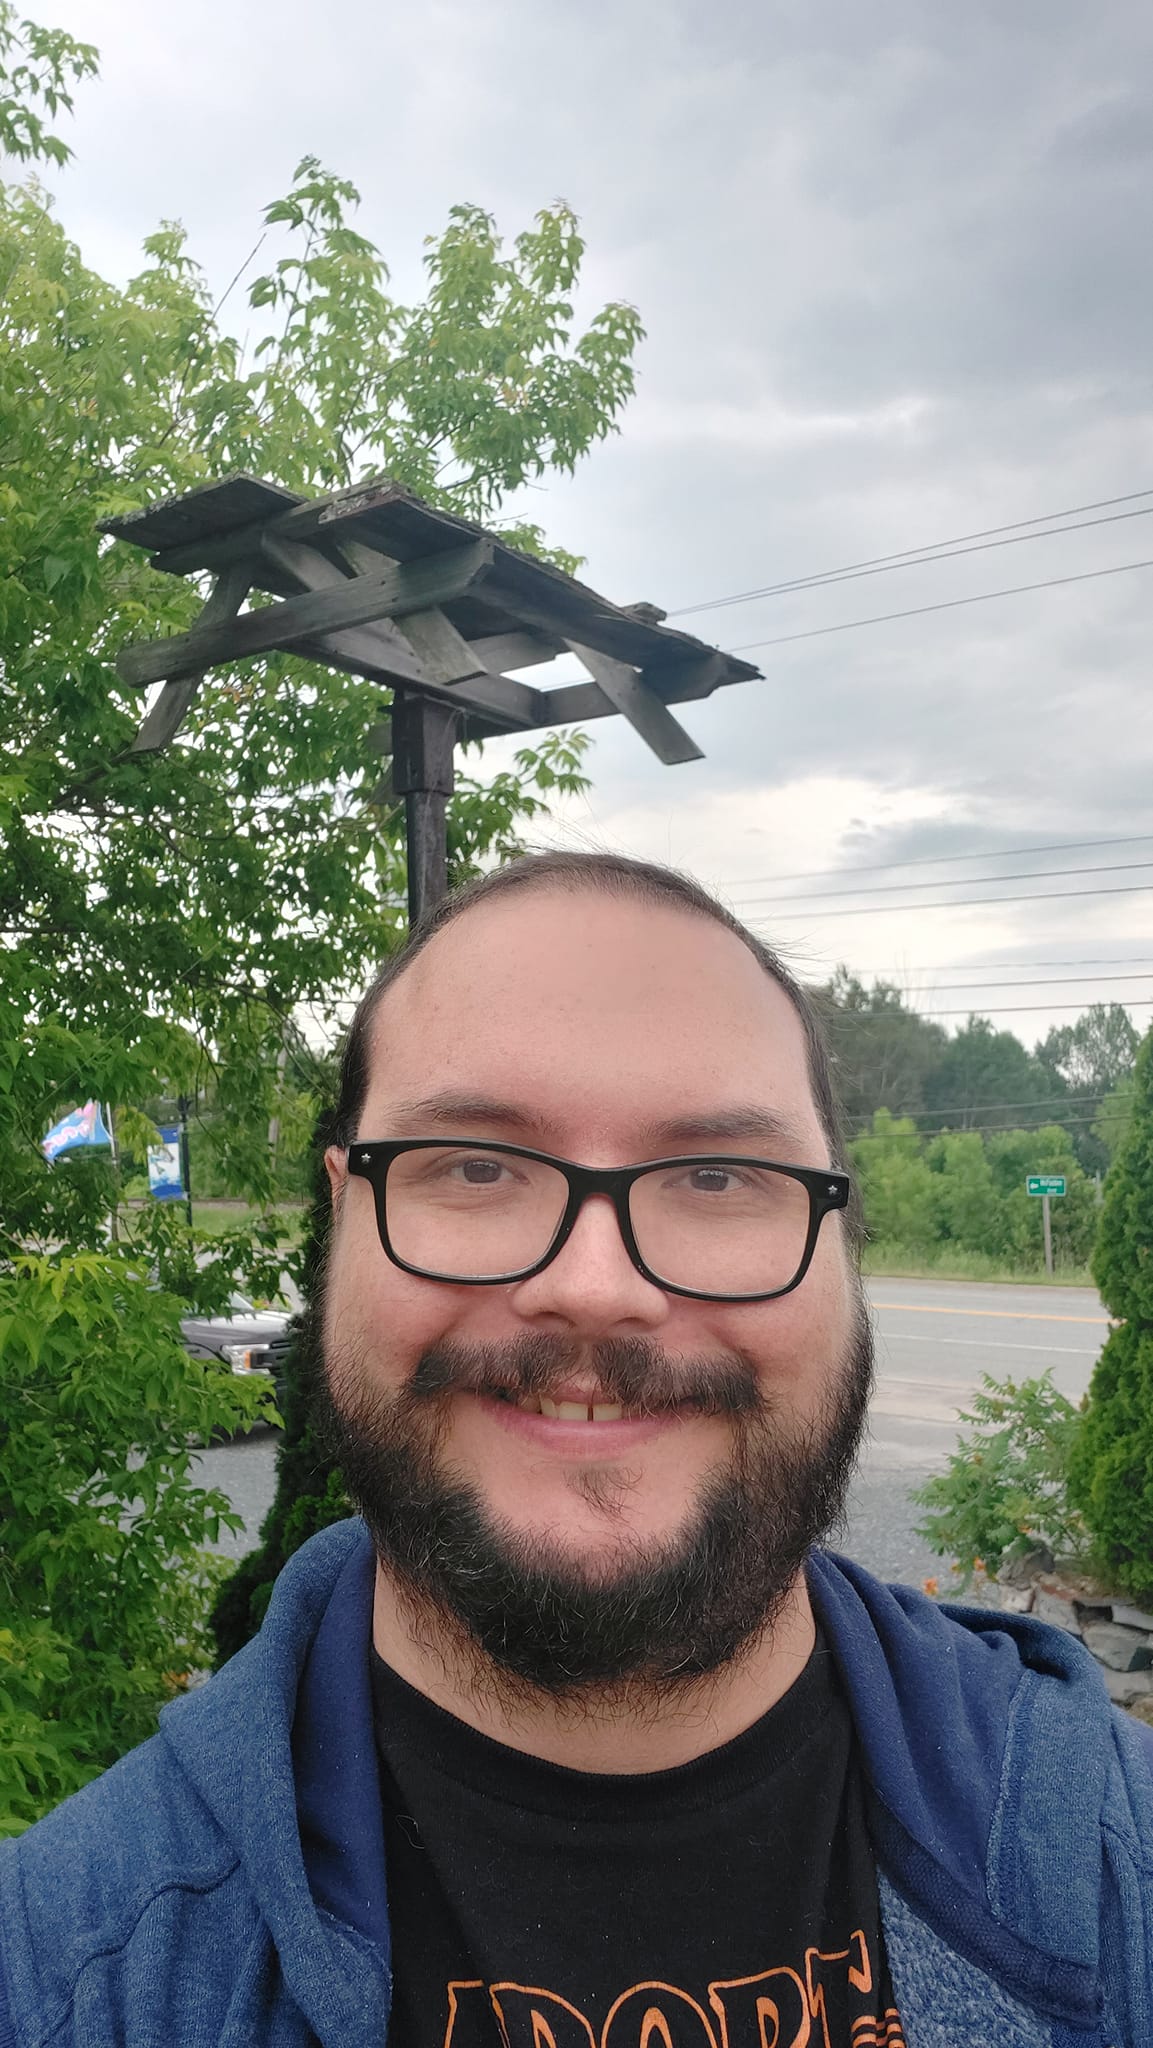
[{"xmin": 382, "ymin": 1145, "xmax": 813, "ymax": 1294}]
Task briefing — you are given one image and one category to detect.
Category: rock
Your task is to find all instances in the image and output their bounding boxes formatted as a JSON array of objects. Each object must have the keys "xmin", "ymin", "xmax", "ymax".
[
  {"xmin": 996, "ymin": 1542, "xmax": 1055, "ymax": 1588},
  {"xmin": 1110, "ymin": 1601, "xmax": 1153, "ymax": 1633},
  {"xmin": 1033, "ymin": 1581, "xmax": 1084, "ymax": 1635},
  {"xmin": 1102, "ymin": 1664, "xmax": 1153, "ymax": 1707},
  {"xmin": 997, "ymin": 1585, "xmax": 1035, "ymax": 1614},
  {"xmin": 1080, "ymin": 1622, "xmax": 1153, "ymax": 1673}
]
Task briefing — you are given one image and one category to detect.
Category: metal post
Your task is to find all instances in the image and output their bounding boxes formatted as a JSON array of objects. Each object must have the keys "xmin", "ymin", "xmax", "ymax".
[
  {"xmin": 390, "ymin": 691, "xmax": 459, "ymax": 927},
  {"xmin": 177, "ymin": 1095, "xmax": 194, "ymax": 1231},
  {"xmin": 1042, "ymin": 1192, "xmax": 1053, "ymax": 1276},
  {"xmin": 105, "ymin": 1101, "xmax": 120, "ymax": 1244}
]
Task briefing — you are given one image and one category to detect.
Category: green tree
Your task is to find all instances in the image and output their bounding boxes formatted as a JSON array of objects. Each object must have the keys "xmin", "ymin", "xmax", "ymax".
[
  {"xmin": 921, "ymin": 1016, "xmax": 1053, "ymax": 1133},
  {"xmin": 984, "ymin": 1125, "xmax": 1096, "ymax": 1270},
  {"xmin": 1, "ymin": 6, "xmax": 636, "ymax": 1825},
  {"xmin": 924, "ymin": 1131, "xmax": 1000, "ymax": 1258},
  {"xmin": 848, "ymin": 1110, "xmax": 940, "ymax": 1253},
  {"xmin": 1094, "ymin": 1077, "xmax": 1137, "ymax": 1166},
  {"xmin": 1070, "ymin": 1028, "xmax": 1153, "ymax": 1602},
  {"xmin": 1036, "ymin": 1003, "xmax": 1141, "ymax": 1099},
  {"xmin": 817, "ymin": 971, "xmax": 947, "ymax": 1124},
  {"xmin": 1035, "ymin": 1003, "xmax": 1140, "ymax": 1174}
]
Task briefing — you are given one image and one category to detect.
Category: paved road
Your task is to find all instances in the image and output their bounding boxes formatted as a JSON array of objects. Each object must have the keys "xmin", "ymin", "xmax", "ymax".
[{"xmin": 192, "ymin": 1277, "xmax": 1110, "ymax": 1587}]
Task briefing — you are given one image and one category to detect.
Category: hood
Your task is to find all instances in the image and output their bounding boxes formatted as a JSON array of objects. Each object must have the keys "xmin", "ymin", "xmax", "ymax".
[
  {"xmin": 161, "ymin": 1523, "xmax": 1118, "ymax": 2035},
  {"xmin": 158, "ymin": 1520, "xmax": 388, "ymax": 2045},
  {"xmin": 808, "ymin": 1549, "xmax": 1112, "ymax": 2025}
]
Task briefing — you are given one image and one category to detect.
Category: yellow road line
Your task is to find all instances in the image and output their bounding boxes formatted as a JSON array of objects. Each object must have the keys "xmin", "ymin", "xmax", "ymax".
[{"xmin": 873, "ymin": 1301, "xmax": 1107, "ymax": 1326}]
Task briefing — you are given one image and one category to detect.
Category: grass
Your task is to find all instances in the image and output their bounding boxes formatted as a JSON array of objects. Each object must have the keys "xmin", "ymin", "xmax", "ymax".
[
  {"xmin": 190, "ymin": 1200, "xmax": 304, "ymax": 1241},
  {"xmin": 862, "ymin": 1243, "xmax": 1095, "ymax": 1288}
]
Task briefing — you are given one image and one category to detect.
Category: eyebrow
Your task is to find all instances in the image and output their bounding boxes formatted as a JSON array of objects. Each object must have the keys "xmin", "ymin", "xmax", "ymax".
[
  {"xmin": 375, "ymin": 1094, "xmax": 811, "ymax": 1158},
  {"xmin": 634, "ymin": 1106, "xmax": 813, "ymax": 1156},
  {"xmin": 383, "ymin": 1092, "xmax": 550, "ymax": 1136}
]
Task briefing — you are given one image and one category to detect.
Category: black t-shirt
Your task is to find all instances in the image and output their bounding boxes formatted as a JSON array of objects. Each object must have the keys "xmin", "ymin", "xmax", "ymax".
[{"xmin": 370, "ymin": 1636, "xmax": 904, "ymax": 2048}]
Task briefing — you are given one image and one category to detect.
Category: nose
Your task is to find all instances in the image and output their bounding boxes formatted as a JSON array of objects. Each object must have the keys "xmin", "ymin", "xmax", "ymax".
[{"xmin": 508, "ymin": 1192, "xmax": 671, "ymax": 1336}]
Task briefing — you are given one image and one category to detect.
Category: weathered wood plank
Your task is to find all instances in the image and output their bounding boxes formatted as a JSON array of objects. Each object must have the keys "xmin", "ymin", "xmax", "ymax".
[
  {"xmin": 260, "ymin": 534, "xmax": 429, "ymax": 686},
  {"xmin": 143, "ymin": 483, "xmax": 413, "ymax": 579},
  {"xmin": 293, "ymin": 630, "xmax": 546, "ymax": 729},
  {"xmin": 117, "ymin": 541, "xmax": 496, "ymax": 691},
  {"xmin": 466, "ymin": 630, "xmax": 563, "ymax": 673},
  {"xmin": 129, "ymin": 561, "xmax": 253, "ymax": 754},
  {"xmin": 544, "ymin": 651, "xmax": 738, "ymax": 725},
  {"xmin": 564, "ymin": 641, "xmax": 704, "ymax": 765},
  {"xmin": 262, "ymin": 532, "xmax": 548, "ymax": 728},
  {"xmin": 395, "ymin": 607, "xmax": 493, "ymax": 686}
]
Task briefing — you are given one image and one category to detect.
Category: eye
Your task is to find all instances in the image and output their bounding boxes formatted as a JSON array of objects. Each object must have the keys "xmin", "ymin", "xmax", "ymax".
[
  {"xmin": 455, "ymin": 1156, "xmax": 507, "ymax": 1185},
  {"xmin": 680, "ymin": 1165, "xmax": 743, "ymax": 1193}
]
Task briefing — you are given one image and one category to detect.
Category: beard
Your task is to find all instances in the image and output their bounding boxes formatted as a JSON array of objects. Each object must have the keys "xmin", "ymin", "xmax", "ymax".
[{"xmin": 310, "ymin": 1290, "xmax": 874, "ymax": 1708}]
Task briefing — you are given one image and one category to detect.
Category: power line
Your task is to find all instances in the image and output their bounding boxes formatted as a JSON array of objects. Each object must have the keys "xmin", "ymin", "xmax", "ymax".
[
  {"xmin": 747, "ymin": 881, "xmax": 1153, "ymax": 921},
  {"xmin": 724, "ymin": 833, "xmax": 1153, "ymax": 891},
  {"xmin": 674, "ymin": 500, "xmax": 1153, "ymax": 618},
  {"xmin": 846, "ymin": 1091, "xmax": 1108, "ymax": 1124},
  {"xmin": 870, "ymin": 998, "xmax": 1153, "ymax": 1017},
  {"xmin": 850, "ymin": 1110, "xmax": 1128, "ymax": 1141},
  {"xmin": 732, "ymin": 860, "xmax": 1153, "ymax": 911},
  {"xmin": 725, "ymin": 555, "xmax": 1153, "ymax": 657},
  {"xmin": 846, "ymin": 957, "xmax": 1153, "ymax": 975},
  {"xmin": 826, "ymin": 972, "xmax": 1152, "ymax": 994},
  {"xmin": 671, "ymin": 486, "xmax": 1153, "ymax": 617}
]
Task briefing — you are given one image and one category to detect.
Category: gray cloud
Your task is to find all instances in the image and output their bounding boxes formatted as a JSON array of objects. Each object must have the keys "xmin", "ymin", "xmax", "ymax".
[{"xmin": 39, "ymin": 0, "xmax": 1153, "ymax": 1019}]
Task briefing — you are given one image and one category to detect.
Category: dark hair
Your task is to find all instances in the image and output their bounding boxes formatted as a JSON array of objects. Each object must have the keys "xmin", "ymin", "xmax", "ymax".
[{"xmin": 333, "ymin": 851, "xmax": 857, "ymax": 1237}]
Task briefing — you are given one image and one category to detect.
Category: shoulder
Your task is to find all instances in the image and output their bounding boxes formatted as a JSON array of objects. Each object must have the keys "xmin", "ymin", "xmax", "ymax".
[
  {"xmin": 0, "ymin": 1522, "xmax": 374, "ymax": 2044},
  {"xmin": 0, "ymin": 1730, "xmax": 246, "ymax": 2043}
]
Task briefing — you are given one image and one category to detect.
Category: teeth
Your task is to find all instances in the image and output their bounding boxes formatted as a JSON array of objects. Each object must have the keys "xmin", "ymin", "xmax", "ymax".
[{"xmin": 534, "ymin": 1396, "xmax": 627, "ymax": 1422}]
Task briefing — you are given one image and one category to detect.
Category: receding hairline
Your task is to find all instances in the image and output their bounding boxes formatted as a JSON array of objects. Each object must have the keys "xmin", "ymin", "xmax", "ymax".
[
  {"xmin": 337, "ymin": 856, "xmax": 841, "ymax": 1142},
  {"xmin": 365, "ymin": 872, "xmax": 795, "ymax": 1043}
]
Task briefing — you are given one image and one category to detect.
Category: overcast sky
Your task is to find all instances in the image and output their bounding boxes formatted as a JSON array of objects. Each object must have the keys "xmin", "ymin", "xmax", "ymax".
[{"xmin": 40, "ymin": 0, "xmax": 1153, "ymax": 1044}]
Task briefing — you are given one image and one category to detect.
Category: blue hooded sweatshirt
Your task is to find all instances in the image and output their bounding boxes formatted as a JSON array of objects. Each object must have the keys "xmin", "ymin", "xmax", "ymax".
[{"xmin": 1, "ymin": 1518, "xmax": 1151, "ymax": 2048}]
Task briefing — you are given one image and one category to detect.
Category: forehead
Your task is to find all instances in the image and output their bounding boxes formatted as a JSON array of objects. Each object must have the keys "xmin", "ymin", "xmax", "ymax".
[{"xmin": 361, "ymin": 889, "xmax": 824, "ymax": 1151}]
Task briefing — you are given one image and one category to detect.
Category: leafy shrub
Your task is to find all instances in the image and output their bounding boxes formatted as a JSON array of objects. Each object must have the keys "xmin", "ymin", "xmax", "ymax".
[
  {"xmin": 0, "ymin": 1252, "xmax": 276, "ymax": 1835},
  {"xmin": 912, "ymin": 1371, "xmax": 1089, "ymax": 1587}
]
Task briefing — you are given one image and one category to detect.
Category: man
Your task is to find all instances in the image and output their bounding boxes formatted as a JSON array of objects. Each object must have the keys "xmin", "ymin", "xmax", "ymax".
[{"xmin": 2, "ymin": 850, "xmax": 1151, "ymax": 2048}]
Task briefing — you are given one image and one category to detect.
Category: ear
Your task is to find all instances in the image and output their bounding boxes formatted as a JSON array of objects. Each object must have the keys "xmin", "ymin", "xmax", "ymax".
[{"xmin": 324, "ymin": 1145, "xmax": 348, "ymax": 1209}]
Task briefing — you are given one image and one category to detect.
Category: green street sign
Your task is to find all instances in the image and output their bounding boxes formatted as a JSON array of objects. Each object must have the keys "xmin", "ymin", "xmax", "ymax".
[{"xmin": 1026, "ymin": 1175, "xmax": 1066, "ymax": 1197}]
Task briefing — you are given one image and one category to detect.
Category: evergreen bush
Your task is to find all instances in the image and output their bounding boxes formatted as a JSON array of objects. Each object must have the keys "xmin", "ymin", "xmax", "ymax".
[
  {"xmin": 1069, "ymin": 1028, "xmax": 1153, "ymax": 1604},
  {"xmin": 209, "ymin": 1113, "xmax": 351, "ymax": 1665}
]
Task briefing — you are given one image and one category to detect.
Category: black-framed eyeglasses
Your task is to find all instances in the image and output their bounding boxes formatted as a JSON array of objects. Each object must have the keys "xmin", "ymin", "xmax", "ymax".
[{"xmin": 346, "ymin": 1138, "xmax": 852, "ymax": 1304}]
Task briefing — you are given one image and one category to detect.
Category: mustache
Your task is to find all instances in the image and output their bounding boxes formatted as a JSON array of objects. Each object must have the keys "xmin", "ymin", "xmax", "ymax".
[{"xmin": 406, "ymin": 1335, "xmax": 764, "ymax": 1417}]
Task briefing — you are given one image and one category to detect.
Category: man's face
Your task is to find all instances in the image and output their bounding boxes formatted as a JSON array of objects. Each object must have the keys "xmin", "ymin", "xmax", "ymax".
[{"xmin": 322, "ymin": 888, "xmax": 869, "ymax": 1685}]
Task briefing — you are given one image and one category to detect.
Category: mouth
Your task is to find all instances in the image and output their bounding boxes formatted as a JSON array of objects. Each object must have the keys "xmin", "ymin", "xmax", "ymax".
[{"xmin": 489, "ymin": 1389, "xmax": 637, "ymax": 1424}]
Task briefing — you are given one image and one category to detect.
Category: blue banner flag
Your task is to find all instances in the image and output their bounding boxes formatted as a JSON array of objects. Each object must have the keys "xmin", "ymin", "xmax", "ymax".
[
  {"xmin": 42, "ymin": 1100, "xmax": 112, "ymax": 1162},
  {"xmin": 147, "ymin": 1126, "xmax": 186, "ymax": 1202}
]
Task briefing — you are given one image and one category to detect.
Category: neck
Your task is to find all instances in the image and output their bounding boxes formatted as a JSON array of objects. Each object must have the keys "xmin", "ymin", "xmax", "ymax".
[{"xmin": 370, "ymin": 1564, "xmax": 816, "ymax": 1774}]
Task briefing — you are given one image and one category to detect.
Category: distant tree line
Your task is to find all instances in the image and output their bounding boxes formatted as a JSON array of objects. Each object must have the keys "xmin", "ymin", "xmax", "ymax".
[{"xmin": 811, "ymin": 980, "xmax": 1141, "ymax": 1273}]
